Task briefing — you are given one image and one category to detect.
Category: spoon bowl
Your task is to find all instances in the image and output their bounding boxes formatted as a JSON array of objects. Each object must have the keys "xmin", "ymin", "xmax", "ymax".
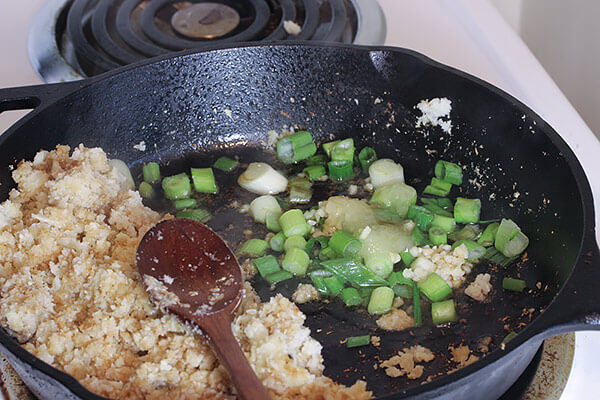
[{"xmin": 136, "ymin": 218, "xmax": 271, "ymax": 400}]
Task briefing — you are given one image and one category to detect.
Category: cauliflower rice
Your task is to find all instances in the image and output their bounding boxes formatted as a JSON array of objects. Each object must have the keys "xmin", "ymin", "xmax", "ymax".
[{"xmin": 0, "ymin": 145, "xmax": 371, "ymax": 400}]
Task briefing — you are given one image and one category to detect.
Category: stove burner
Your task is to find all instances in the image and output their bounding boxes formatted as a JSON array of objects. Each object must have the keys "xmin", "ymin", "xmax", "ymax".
[
  {"xmin": 170, "ymin": 3, "xmax": 240, "ymax": 39},
  {"xmin": 29, "ymin": 0, "xmax": 387, "ymax": 80}
]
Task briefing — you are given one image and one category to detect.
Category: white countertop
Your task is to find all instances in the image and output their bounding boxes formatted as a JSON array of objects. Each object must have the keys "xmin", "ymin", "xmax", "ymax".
[{"xmin": 0, "ymin": 0, "xmax": 599, "ymax": 399}]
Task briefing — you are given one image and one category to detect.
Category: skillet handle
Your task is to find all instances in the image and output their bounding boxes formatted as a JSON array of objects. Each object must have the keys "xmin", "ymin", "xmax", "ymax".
[
  {"xmin": 532, "ymin": 235, "xmax": 600, "ymax": 338},
  {"xmin": 0, "ymin": 81, "xmax": 87, "ymax": 114}
]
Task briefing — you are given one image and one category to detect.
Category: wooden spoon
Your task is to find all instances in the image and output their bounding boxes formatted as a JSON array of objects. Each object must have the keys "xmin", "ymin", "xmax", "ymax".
[{"xmin": 136, "ymin": 218, "xmax": 271, "ymax": 400}]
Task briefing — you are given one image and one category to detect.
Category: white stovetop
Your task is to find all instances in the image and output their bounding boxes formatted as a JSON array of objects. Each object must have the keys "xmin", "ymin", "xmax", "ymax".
[{"xmin": 0, "ymin": 0, "xmax": 599, "ymax": 399}]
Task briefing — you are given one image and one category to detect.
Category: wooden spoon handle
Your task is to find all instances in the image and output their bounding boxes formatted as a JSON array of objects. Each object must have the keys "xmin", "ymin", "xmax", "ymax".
[{"xmin": 200, "ymin": 312, "xmax": 272, "ymax": 400}]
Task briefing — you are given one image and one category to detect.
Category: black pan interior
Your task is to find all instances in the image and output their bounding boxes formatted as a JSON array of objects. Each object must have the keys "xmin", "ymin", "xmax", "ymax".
[{"xmin": 0, "ymin": 44, "xmax": 587, "ymax": 398}]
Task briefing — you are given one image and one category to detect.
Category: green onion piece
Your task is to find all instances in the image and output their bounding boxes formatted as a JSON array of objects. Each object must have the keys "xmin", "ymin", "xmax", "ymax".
[
  {"xmin": 411, "ymin": 226, "xmax": 427, "ymax": 246},
  {"xmin": 309, "ymin": 271, "xmax": 331, "ymax": 293},
  {"xmin": 435, "ymin": 160, "xmax": 463, "ymax": 185},
  {"xmin": 494, "ymin": 218, "xmax": 529, "ymax": 258},
  {"xmin": 370, "ymin": 183, "xmax": 417, "ymax": 218},
  {"xmin": 321, "ymin": 258, "xmax": 388, "ymax": 287},
  {"xmin": 322, "ymin": 140, "xmax": 340, "ymax": 158},
  {"xmin": 237, "ymin": 238, "xmax": 269, "ymax": 257},
  {"xmin": 279, "ymin": 209, "xmax": 311, "ymax": 237},
  {"xmin": 173, "ymin": 198, "xmax": 197, "ymax": 210},
  {"xmin": 330, "ymin": 138, "xmax": 355, "ymax": 162},
  {"xmin": 191, "ymin": 167, "xmax": 217, "ymax": 194},
  {"xmin": 413, "ymin": 286, "xmax": 422, "ymax": 326},
  {"xmin": 277, "ymin": 131, "xmax": 316, "ymax": 164},
  {"xmin": 503, "ymin": 277, "xmax": 526, "ymax": 292},
  {"xmin": 323, "ymin": 275, "xmax": 345, "ymax": 295},
  {"xmin": 484, "ymin": 247, "xmax": 518, "ymax": 267},
  {"xmin": 428, "ymin": 226, "xmax": 448, "ymax": 246},
  {"xmin": 408, "ymin": 205, "xmax": 434, "ymax": 231},
  {"xmin": 282, "ymin": 247, "xmax": 310, "ymax": 276},
  {"xmin": 501, "ymin": 332, "xmax": 518, "ymax": 348},
  {"xmin": 368, "ymin": 158, "xmax": 405, "ymax": 188},
  {"xmin": 318, "ymin": 246, "xmax": 337, "ymax": 261},
  {"xmin": 431, "ymin": 214, "xmax": 456, "ymax": 233},
  {"xmin": 421, "ymin": 200, "xmax": 453, "ymax": 217},
  {"xmin": 138, "ymin": 181, "xmax": 155, "ymax": 198},
  {"xmin": 265, "ymin": 211, "xmax": 282, "ymax": 232},
  {"xmin": 340, "ymin": 287, "xmax": 362, "ymax": 306},
  {"xmin": 253, "ymin": 255, "xmax": 281, "ymax": 278},
  {"xmin": 431, "ymin": 299, "xmax": 457, "ymax": 324},
  {"xmin": 436, "ymin": 197, "xmax": 453, "ymax": 211},
  {"xmin": 424, "ymin": 177, "xmax": 453, "ymax": 197},
  {"xmin": 265, "ymin": 270, "xmax": 293, "ymax": 284},
  {"xmin": 477, "ymin": 222, "xmax": 500, "ymax": 247},
  {"xmin": 346, "ymin": 335, "xmax": 371, "ymax": 348},
  {"xmin": 364, "ymin": 253, "xmax": 394, "ymax": 279},
  {"xmin": 329, "ymin": 230, "xmax": 362, "ymax": 258},
  {"xmin": 452, "ymin": 240, "xmax": 486, "ymax": 261},
  {"xmin": 162, "ymin": 173, "xmax": 192, "ymax": 200},
  {"xmin": 448, "ymin": 224, "xmax": 481, "ymax": 242},
  {"xmin": 367, "ymin": 286, "xmax": 395, "ymax": 314},
  {"xmin": 400, "ymin": 250, "xmax": 416, "ymax": 266},
  {"xmin": 392, "ymin": 284, "xmax": 413, "ymax": 298},
  {"xmin": 142, "ymin": 162, "xmax": 161, "ymax": 184},
  {"xmin": 387, "ymin": 271, "xmax": 415, "ymax": 287},
  {"xmin": 327, "ymin": 160, "xmax": 354, "ymax": 181},
  {"xmin": 303, "ymin": 165, "xmax": 326, "ymax": 181},
  {"xmin": 289, "ymin": 177, "xmax": 313, "ymax": 204},
  {"xmin": 250, "ymin": 195, "xmax": 282, "ymax": 224},
  {"xmin": 212, "ymin": 156, "xmax": 238, "ymax": 172},
  {"xmin": 358, "ymin": 147, "xmax": 377, "ymax": 172},
  {"xmin": 454, "ymin": 197, "xmax": 481, "ymax": 223},
  {"xmin": 306, "ymin": 236, "xmax": 329, "ymax": 258},
  {"xmin": 418, "ymin": 273, "xmax": 452, "ymax": 302},
  {"xmin": 269, "ymin": 231, "xmax": 286, "ymax": 252},
  {"xmin": 284, "ymin": 235, "xmax": 307, "ymax": 252},
  {"xmin": 305, "ymin": 154, "xmax": 328, "ymax": 166},
  {"xmin": 175, "ymin": 209, "xmax": 211, "ymax": 223}
]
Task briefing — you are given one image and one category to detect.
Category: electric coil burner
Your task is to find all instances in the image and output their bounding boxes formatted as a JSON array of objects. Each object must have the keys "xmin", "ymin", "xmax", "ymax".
[{"xmin": 28, "ymin": 0, "xmax": 386, "ymax": 82}]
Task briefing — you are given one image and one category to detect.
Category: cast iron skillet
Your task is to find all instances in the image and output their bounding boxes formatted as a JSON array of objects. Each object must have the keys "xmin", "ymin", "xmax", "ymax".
[{"xmin": 0, "ymin": 43, "xmax": 598, "ymax": 400}]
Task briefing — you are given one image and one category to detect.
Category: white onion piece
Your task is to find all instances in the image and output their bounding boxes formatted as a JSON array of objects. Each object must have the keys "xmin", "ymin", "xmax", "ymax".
[
  {"xmin": 250, "ymin": 195, "xmax": 282, "ymax": 223},
  {"xmin": 238, "ymin": 162, "xmax": 288, "ymax": 194},
  {"xmin": 108, "ymin": 159, "xmax": 135, "ymax": 190},
  {"xmin": 368, "ymin": 158, "xmax": 404, "ymax": 188}
]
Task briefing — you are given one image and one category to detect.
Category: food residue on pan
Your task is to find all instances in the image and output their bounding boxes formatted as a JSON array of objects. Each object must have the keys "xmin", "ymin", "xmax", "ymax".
[{"xmin": 380, "ymin": 345, "xmax": 435, "ymax": 379}]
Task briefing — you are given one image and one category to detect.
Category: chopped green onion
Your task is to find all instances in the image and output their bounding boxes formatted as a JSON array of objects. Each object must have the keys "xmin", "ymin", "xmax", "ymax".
[
  {"xmin": 306, "ymin": 236, "xmax": 329, "ymax": 258},
  {"xmin": 418, "ymin": 273, "xmax": 452, "ymax": 302},
  {"xmin": 303, "ymin": 165, "xmax": 326, "ymax": 180},
  {"xmin": 368, "ymin": 158, "xmax": 404, "ymax": 188},
  {"xmin": 452, "ymin": 240, "xmax": 486, "ymax": 261},
  {"xmin": 327, "ymin": 160, "xmax": 354, "ymax": 181},
  {"xmin": 367, "ymin": 286, "xmax": 395, "ymax": 314},
  {"xmin": 448, "ymin": 224, "xmax": 480, "ymax": 242},
  {"xmin": 431, "ymin": 299, "xmax": 457, "ymax": 324},
  {"xmin": 435, "ymin": 160, "xmax": 463, "ymax": 185},
  {"xmin": 265, "ymin": 270, "xmax": 293, "ymax": 284},
  {"xmin": 238, "ymin": 162, "xmax": 288, "ymax": 195},
  {"xmin": 310, "ymin": 271, "xmax": 331, "ymax": 293},
  {"xmin": 408, "ymin": 205, "xmax": 434, "ymax": 231},
  {"xmin": 162, "ymin": 173, "xmax": 192, "ymax": 200},
  {"xmin": 428, "ymin": 226, "xmax": 448, "ymax": 245},
  {"xmin": 284, "ymin": 235, "xmax": 307, "ymax": 252},
  {"xmin": 501, "ymin": 332, "xmax": 518, "ymax": 348},
  {"xmin": 370, "ymin": 183, "xmax": 417, "ymax": 218},
  {"xmin": 364, "ymin": 253, "xmax": 394, "ymax": 279},
  {"xmin": 173, "ymin": 198, "xmax": 197, "ymax": 210},
  {"xmin": 289, "ymin": 177, "xmax": 313, "ymax": 204},
  {"xmin": 329, "ymin": 230, "xmax": 362, "ymax": 258},
  {"xmin": 503, "ymin": 277, "xmax": 526, "ymax": 292},
  {"xmin": 253, "ymin": 255, "xmax": 281, "ymax": 278},
  {"xmin": 423, "ymin": 177, "xmax": 452, "ymax": 197},
  {"xmin": 279, "ymin": 209, "xmax": 311, "ymax": 237},
  {"xmin": 321, "ymin": 258, "xmax": 388, "ymax": 287},
  {"xmin": 142, "ymin": 162, "xmax": 161, "ymax": 184},
  {"xmin": 237, "ymin": 238, "xmax": 269, "ymax": 258},
  {"xmin": 191, "ymin": 167, "xmax": 218, "ymax": 194},
  {"xmin": 400, "ymin": 250, "xmax": 416, "ymax": 266},
  {"xmin": 175, "ymin": 208, "xmax": 211, "ymax": 223},
  {"xmin": 477, "ymin": 222, "xmax": 500, "ymax": 247},
  {"xmin": 212, "ymin": 156, "xmax": 238, "ymax": 172},
  {"xmin": 322, "ymin": 140, "xmax": 340, "ymax": 157},
  {"xmin": 411, "ymin": 226, "xmax": 427, "ymax": 246},
  {"xmin": 421, "ymin": 199, "xmax": 453, "ymax": 217},
  {"xmin": 454, "ymin": 197, "xmax": 481, "ymax": 223},
  {"xmin": 269, "ymin": 231, "xmax": 286, "ymax": 252},
  {"xmin": 318, "ymin": 246, "xmax": 337, "ymax": 261},
  {"xmin": 392, "ymin": 284, "xmax": 413, "ymax": 298},
  {"xmin": 431, "ymin": 214, "xmax": 456, "ymax": 233},
  {"xmin": 387, "ymin": 271, "xmax": 414, "ymax": 287},
  {"xmin": 323, "ymin": 275, "xmax": 345, "ymax": 295},
  {"xmin": 386, "ymin": 272, "xmax": 424, "ymax": 326},
  {"xmin": 305, "ymin": 154, "xmax": 328, "ymax": 166},
  {"xmin": 138, "ymin": 181, "xmax": 155, "ymax": 198},
  {"xmin": 330, "ymin": 138, "xmax": 355, "ymax": 162},
  {"xmin": 346, "ymin": 335, "xmax": 371, "ymax": 348},
  {"xmin": 250, "ymin": 195, "xmax": 282, "ymax": 224},
  {"xmin": 494, "ymin": 218, "xmax": 529, "ymax": 258},
  {"xmin": 282, "ymin": 247, "xmax": 310, "ymax": 276},
  {"xmin": 436, "ymin": 197, "xmax": 453, "ymax": 211},
  {"xmin": 340, "ymin": 287, "xmax": 362, "ymax": 306},
  {"xmin": 358, "ymin": 147, "xmax": 377, "ymax": 172},
  {"xmin": 277, "ymin": 131, "xmax": 316, "ymax": 164},
  {"xmin": 265, "ymin": 211, "xmax": 282, "ymax": 232},
  {"xmin": 484, "ymin": 247, "xmax": 518, "ymax": 267}
]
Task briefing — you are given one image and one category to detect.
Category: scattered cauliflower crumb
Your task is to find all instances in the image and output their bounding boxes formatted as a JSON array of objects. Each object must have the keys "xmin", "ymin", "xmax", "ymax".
[
  {"xmin": 376, "ymin": 309, "xmax": 414, "ymax": 331},
  {"xmin": 370, "ymin": 336, "xmax": 381, "ymax": 347},
  {"xmin": 415, "ymin": 97, "xmax": 452, "ymax": 133},
  {"xmin": 449, "ymin": 344, "xmax": 479, "ymax": 369},
  {"xmin": 380, "ymin": 345, "xmax": 434, "ymax": 379},
  {"xmin": 465, "ymin": 273, "xmax": 492, "ymax": 302},
  {"xmin": 283, "ymin": 20, "xmax": 302, "ymax": 35},
  {"xmin": 292, "ymin": 283, "xmax": 320, "ymax": 304},
  {"xmin": 402, "ymin": 244, "xmax": 473, "ymax": 288},
  {"xmin": 133, "ymin": 140, "xmax": 146, "ymax": 151}
]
